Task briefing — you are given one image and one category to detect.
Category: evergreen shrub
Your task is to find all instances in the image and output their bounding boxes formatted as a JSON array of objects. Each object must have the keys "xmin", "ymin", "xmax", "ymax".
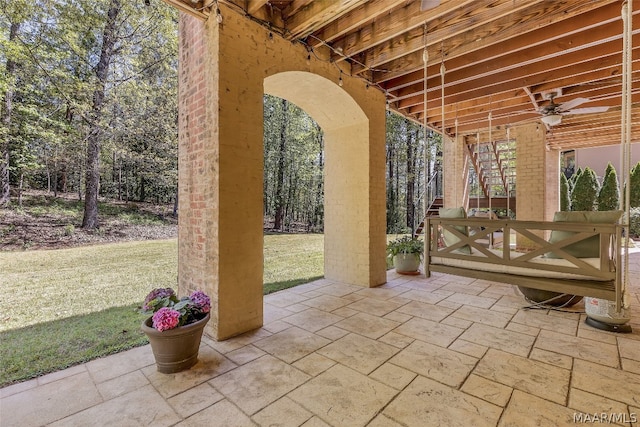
[
  {"xmin": 571, "ymin": 167, "xmax": 599, "ymax": 211},
  {"xmin": 560, "ymin": 173, "xmax": 570, "ymax": 211},
  {"xmin": 631, "ymin": 162, "xmax": 640, "ymax": 207},
  {"xmin": 597, "ymin": 163, "xmax": 620, "ymax": 211}
]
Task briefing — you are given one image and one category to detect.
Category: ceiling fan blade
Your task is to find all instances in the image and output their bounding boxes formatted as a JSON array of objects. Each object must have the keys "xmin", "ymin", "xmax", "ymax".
[
  {"xmin": 563, "ymin": 106, "xmax": 610, "ymax": 115},
  {"xmin": 558, "ymin": 97, "xmax": 589, "ymax": 111},
  {"xmin": 421, "ymin": 0, "xmax": 440, "ymax": 11}
]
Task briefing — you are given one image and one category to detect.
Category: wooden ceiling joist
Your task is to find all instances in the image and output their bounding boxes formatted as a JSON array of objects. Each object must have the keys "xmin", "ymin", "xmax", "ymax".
[{"xmin": 167, "ymin": 0, "xmax": 639, "ymax": 149}]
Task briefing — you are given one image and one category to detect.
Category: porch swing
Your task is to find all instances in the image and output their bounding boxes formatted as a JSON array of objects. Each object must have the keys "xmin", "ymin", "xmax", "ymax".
[{"xmin": 423, "ymin": 3, "xmax": 633, "ymax": 332}]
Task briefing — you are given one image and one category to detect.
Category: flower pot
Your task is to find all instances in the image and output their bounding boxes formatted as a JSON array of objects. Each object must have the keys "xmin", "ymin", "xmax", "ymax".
[
  {"xmin": 141, "ymin": 313, "xmax": 210, "ymax": 374},
  {"xmin": 393, "ymin": 253, "xmax": 421, "ymax": 274}
]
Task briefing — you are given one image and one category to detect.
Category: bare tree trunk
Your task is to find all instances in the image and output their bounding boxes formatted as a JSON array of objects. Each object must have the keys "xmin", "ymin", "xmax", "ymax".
[
  {"xmin": 47, "ymin": 164, "xmax": 51, "ymax": 193},
  {"xmin": 82, "ymin": 0, "xmax": 120, "ymax": 229},
  {"xmin": 53, "ymin": 167, "xmax": 58, "ymax": 197},
  {"xmin": 77, "ymin": 169, "xmax": 82, "ymax": 200},
  {"xmin": 173, "ymin": 190, "xmax": 178, "ymax": 217},
  {"xmin": 406, "ymin": 128, "xmax": 415, "ymax": 230},
  {"xmin": 1, "ymin": 22, "xmax": 20, "ymax": 206},
  {"xmin": 138, "ymin": 175, "xmax": 146, "ymax": 202},
  {"xmin": 118, "ymin": 160, "xmax": 122, "ymax": 201},
  {"xmin": 17, "ymin": 172, "xmax": 23, "ymax": 207},
  {"xmin": 273, "ymin": 99, "xmax": 288, "ymax": 231},
  {"xmin": 313, "ymin": 125, "xmax": 324, "ymax": 230},
  {"xmin": 112, "ymin": 150, "xmax": 117, "ymax": 195}
]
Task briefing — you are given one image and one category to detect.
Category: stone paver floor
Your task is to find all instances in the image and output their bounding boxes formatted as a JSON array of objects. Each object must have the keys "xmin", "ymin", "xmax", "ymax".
[{"xmin": 3, "ymin": 256, "xmax": 640, "ymax": 426}]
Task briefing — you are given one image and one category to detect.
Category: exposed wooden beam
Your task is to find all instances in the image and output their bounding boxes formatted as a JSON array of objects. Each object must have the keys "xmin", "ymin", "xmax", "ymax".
[
  {"xmin": 547, "ymin": 125, "xmax": 640, "ymax": 149},
  {"xmin": 355, "ymin": 0, "xmax": 596, "ymax": 76},
  {"xmin": 282, "ymin": 0, "xmax": 315, "ymax": 18},
  {"xmin": 163, "ymin": 0, "xmax": 210, "ymax": 19},
  {"xmin": 372, "ymin": 0, "xmax": 628, "ymax": 84},
  {"xmin": 172, "ymin": 0, "xmax": 636, "ymax": 150},
  {"xmin": 331, "ymin": 0, "xmax": 478, "ymax": 59},
  {"xmin": 246, "ymin": 0, "xmax": 268, "ymax": 15},
  {"xmin": 455, "ymin": 99, "xmax": 640, "ymax": 135},
  {"xmin": 284, "ymin": 0, "xmax": 366, "ymax": 39},
  {"xmin": 307, "ymin": 0, "xmax": 407, "ymax": 48},
  {"xmin": 393, "ymin": 41, "xmax": 640, "ymax": 113}
]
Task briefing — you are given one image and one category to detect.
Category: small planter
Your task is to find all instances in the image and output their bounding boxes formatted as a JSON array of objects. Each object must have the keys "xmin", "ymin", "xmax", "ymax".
[
  {"xmin": 393, "ymin": 253, "xmax": 421, "ymax": 275},
  {"xmin": 387, "ymin": 236, "xmax": 424, "ymax": 275},
  {"xmin": 141, "ymin": 313, "xmax": 210, "ymax": 373}
]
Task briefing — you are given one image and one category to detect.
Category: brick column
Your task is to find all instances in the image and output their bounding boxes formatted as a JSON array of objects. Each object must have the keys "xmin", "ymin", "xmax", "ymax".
[
  {"xmin": 443, "ymin": 135, "xmax": 468, "ymax": 209},
  {"xmin": 178, "ymin": 13, "xmax": 263, "ymax": 340},
  {"xmin": 514, "ymin": 122, "xmax": 559, "ymax": 249}
]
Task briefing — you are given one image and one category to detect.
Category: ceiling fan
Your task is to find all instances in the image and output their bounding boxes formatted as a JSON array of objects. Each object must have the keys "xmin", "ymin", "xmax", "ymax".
[{"xmin": 538, "ymin": 89, "xmax": 610, "ymax": 126}]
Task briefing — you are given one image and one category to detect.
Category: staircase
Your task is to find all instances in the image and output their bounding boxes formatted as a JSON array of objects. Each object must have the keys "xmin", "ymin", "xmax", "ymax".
[
  {"xmin": 466, "ymin": 140, "xmax": 514, "ymax": 198},
  {"xmin": 412, "ymin": 170, "xmax": 443, "ymax": 238},
  {"xmin": 412, "ymin": 139, "xmax": 516, "ymax": 238},
  {"xmin": 413, "ymin": 196, "xmax": 442, "ymax": 237}
]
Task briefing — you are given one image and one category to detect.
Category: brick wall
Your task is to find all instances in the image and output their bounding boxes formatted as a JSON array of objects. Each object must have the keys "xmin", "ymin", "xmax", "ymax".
[
  {"xmin": 178, "ymin": 14, "xmax": 215, "ymax": 296},
  {"xmin": 443, "ymin": 135, "xmax": 468, "ymax": 208},
  {"xmin": 514, "ymin": 122, "xmax": 559, "ymax": 249}
]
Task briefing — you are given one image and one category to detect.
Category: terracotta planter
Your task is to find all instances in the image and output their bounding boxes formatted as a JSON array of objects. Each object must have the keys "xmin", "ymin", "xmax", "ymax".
[
  {"xmin": 141, "ymin": 313, "xmax": 210, "ymax": 374},
  {"xmin": 393, "ymin": 253, "xmax": 421, "ymax": 274}
]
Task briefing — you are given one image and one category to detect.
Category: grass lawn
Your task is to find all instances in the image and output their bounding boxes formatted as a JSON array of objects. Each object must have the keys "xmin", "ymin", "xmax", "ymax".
[{"xmin": 0, "ymin": 234, "xmax": 324, "ymax": 387}]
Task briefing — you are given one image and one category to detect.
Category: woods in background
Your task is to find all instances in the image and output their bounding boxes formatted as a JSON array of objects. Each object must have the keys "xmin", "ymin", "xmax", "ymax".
[
  {"xmin": 2, "ymin": 1, "xmax": 439, "ymax": 235},
  {"xmin": 1, "ymin": 0, "xmax": 178, "ymax": 227},
  {"xmin": 385, "ymin": 112, "xmax": 442, "ymax": 234},
  {"xmin": 263, "ymin": 95, "xmax": 325, "ymax": 232},
  {"xmin": 262, "ymin": 98, "xmax": 440, "ymax": 234}
]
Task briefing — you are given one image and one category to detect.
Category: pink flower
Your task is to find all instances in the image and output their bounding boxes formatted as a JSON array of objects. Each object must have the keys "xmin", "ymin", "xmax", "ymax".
[
  {"xmin": 152, "ymin": 307, "xmax": 181, "ymax": 331},
  {"xmin": 190, "ymin": 291, "xmax": 211, "ymax": 313},
  {"xmin": 142, "ymin": 288, "xmax": 175, "ymax": 311}
]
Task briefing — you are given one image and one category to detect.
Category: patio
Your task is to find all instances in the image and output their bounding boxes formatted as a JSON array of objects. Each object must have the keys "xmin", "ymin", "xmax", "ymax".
[
  {"xmin": 2, "ymin": 2, "xmax": 638, "ymax": 425},
  {"xmin": 2, "ymin": 256, "xmax": 640, "ymax": 426}
]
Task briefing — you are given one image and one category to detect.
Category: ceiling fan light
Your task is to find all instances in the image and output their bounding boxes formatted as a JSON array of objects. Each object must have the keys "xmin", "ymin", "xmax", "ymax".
[{"xmin": 541, "ymin": 114, "xmax": 562, "ymax": 126}]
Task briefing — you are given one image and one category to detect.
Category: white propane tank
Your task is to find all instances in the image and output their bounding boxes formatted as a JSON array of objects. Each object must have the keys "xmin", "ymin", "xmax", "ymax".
[{"xmin": 585, "ymin": 297, "xmax": 631, "ymax": 325}]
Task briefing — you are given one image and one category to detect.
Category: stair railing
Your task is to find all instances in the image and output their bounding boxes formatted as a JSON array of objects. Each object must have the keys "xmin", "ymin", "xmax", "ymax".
[{"xmin": 413, "ymin": 170, "xmax": 441, "ymax": 237}]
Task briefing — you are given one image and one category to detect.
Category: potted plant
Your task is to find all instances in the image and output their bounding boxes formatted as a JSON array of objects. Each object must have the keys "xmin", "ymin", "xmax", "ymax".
[
  {"xmin": 140, "ymin": 287, "xmax": 211, "ymax": 374},
  {"xmin": 386, "ymin": 235, "xmax": 424, "ymax": 274}
]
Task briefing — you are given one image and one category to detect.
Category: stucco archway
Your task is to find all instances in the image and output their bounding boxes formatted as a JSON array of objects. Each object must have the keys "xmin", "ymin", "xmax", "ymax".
[
  {"xmin": 177, "ymin": 7, "xmax": 386, "ymax": 340},
  {"xmin": 265, "ymin": 71, "xmax": 372, "ymax": 286}
]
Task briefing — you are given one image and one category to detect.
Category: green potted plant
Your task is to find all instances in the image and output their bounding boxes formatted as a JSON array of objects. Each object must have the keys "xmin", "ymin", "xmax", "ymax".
[
  {"xmin": 140, "ymin": 287, "xmax": 211, "ymax": 373},
  {"xmin": 386, "ymin": 235, "xmax": 424, "ymax": 274}
]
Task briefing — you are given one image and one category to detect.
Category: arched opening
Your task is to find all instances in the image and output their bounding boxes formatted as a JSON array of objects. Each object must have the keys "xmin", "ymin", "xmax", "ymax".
[
  {"xmin": 264, "ymin": 71, "xmax": 373, "ymax": 286},
  {"xmin": 262, "ymin": 94, "xmax": 325, "ymax": 292}
]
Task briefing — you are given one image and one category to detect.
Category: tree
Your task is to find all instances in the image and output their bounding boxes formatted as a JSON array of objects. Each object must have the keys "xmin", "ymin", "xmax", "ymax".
[
  {"xmin": 568, "ymin": 166, "xmax": 583, "ymax": 192},
  {"xmin": 597, "ymin": 163, "xmax": 620, "ymax": 211},
  {"xmin": 384, "ymin": 111, "xmax": 437, "ymax": 233},
  {"xmin": 0, "ymin": 0, "xmax": 178, "ymax": 211},
  {"xmin": 571, "ymin": 167, "xmax": 599, "ymax": 211},
  {"xmin": 630, "ymin": 162, "xmax": 640, "ymax": 208},
  {"xmin": 405, "ymin": 126, "xmax": 420, "ymax": 230},
  {"xmin": 0, "ymin": 20, "xmax": 20, "ymax": 205},
  {"xmin": 82, "ymin": 0, "xmax": 121, "ymax": 229},
  {"xmin": 262, "ymin": 95, "xmax": 325, "ymax": 232},
  {"xmin": 385, "ymin": 112, "xmax": 404, "ymax": 233},
  {"xmin": 560, "ymin": 173, "xmax": 570, "ymax": 211},
  {"xmin": 273, "ymin": 98, "xmax": 288, "ymax": 230}
]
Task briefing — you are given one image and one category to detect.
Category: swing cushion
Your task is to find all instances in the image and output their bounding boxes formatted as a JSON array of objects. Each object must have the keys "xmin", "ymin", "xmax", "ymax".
[
  {"xmin": 439, "ymin": 207, "xmax": 472, "ymax": 254},
  {"xmin": 545, "ymin": 210, "xmax": 623, "ymax": 258}
]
